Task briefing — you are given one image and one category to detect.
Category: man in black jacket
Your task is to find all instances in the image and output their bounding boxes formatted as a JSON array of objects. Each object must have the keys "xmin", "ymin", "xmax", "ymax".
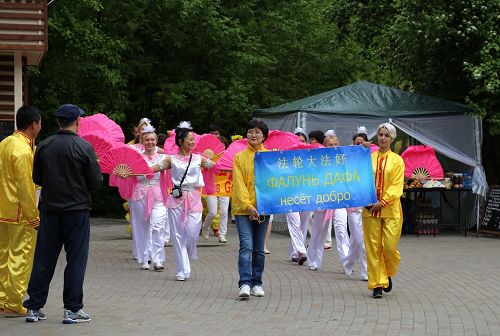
[{"xmin": 23, "ymin": 104, "xmax": 103, "ymax": 324}]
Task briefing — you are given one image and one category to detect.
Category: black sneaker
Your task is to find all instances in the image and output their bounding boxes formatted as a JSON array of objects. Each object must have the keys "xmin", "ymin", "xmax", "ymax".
[
  {"xmin": 383, "ymin": 277, "xmax": 392, "ymax": 293},
  {"xmin": 372, "ymin": 287, "xmax": 383, "ymax": 298},
  {"xmin": 297, "ymin": 255, "xmax": 307, "ymax": 265}
]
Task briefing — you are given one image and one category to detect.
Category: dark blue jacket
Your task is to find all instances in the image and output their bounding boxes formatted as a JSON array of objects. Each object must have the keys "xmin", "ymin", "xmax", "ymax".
[{"xmin": 33, "ymin": 130, "xmax": 102, "ymax": 212}]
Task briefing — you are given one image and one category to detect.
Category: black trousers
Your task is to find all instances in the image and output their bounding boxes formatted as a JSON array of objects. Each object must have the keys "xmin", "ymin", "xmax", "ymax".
[{"xmin": 23, "ymin": 210, "xmax": 90, "ymax": 312}]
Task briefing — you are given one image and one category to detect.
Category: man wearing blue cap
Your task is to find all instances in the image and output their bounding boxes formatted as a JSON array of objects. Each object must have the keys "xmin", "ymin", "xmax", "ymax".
[{"xmin": 23, "ymin": 104, "xmax": 103, "ymax": 324}]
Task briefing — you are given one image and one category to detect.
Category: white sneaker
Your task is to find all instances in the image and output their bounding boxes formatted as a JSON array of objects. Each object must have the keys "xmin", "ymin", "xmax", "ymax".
[
  {"xmin": 343, "ymin": 261, "xmax": 353, "ymax": 277},
  {"xmin": 238, "ymin": 284, "xmax": 250, "ymax": 299},
  {"xmin": 62, "ymin": 309, "xmax": 91, "ymax": 324},
  {"xmin": 308, "ymin": 266, "xmax": 318, "ymax": 271},
  {"xmin": 219, "ymin": 235, "xmax": 227, "ymax": 243},
  {"xmin": 361, "ymin": 274, "xmax": 368, "ymax": 281},
  {"xmin": 26, "ymin": 309, "xmax": 46, "ymax": 322},
  {"xmin": 201, "ymin": 226, "xmax": 210, "ymax": 240},
  {"xmin": 251, "ymin": 286, "xmax": 265, "ymax": 297},
  {"xmin": 140, "ymin": 262, "xmax": 149, "ymax": 270},
  {"xmin": 176, "ymin": 275, "xmax": 186, "ymax": 281}
]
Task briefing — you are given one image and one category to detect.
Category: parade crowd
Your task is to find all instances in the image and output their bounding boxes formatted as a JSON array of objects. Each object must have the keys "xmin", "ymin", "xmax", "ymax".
[{"xmin": 0, "ymin": 104, "xmax": 404, "ymax": 324}]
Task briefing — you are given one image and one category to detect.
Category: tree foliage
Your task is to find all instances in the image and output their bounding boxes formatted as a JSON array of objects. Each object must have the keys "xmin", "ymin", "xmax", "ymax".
[
  {"xmin": 329, "ymin": 0, "xmax": 499, "ymax": 130},
  {"xmin": 30, "ymin": 0, "xmax": 371, "ymax": 137}
]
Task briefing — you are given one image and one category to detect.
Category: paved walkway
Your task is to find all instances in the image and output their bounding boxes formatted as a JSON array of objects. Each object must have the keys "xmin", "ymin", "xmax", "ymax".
[{"xmin": 2, "ymin": 218, "xmax": 500, "ymax": 336}]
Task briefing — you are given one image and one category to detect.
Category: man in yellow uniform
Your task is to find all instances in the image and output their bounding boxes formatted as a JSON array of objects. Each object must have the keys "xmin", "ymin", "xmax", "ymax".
[
  {"xmin": 362, "ymin": 123, "xmax": 404, "ymax": 299},
  {"xmin": 0, "ymin": 106, "xmax": 42, "ymax": 314}
]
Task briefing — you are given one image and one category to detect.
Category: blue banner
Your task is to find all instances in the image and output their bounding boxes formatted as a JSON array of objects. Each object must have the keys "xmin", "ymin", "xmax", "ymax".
[{"xmin": 254, "ymin": 146, "xmax": 376, "ymax": 214}]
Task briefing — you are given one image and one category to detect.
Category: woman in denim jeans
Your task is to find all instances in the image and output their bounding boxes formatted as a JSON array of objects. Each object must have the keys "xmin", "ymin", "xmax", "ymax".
[{"xmin": 232, "ymin": 119, "xmax": 270, "ymax": 299}]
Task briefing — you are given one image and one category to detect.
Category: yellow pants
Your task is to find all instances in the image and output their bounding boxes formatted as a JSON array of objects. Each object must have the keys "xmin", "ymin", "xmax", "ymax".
[
  {"xmin": 0, "ymin": 223, "xmax": 36, "ymax": 313},
  {"xmin": 362, "ymin": 216, "xmax": 402, "ymax": 290}
]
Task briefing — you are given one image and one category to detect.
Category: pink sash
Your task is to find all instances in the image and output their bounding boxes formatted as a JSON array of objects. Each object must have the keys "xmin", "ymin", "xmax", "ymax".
[{"xmin": 165, "ymin": 189, "xmax": 202, "ymax": 224}]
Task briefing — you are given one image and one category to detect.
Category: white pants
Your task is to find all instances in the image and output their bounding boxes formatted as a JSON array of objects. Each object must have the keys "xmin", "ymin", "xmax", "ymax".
[
  {"xmin": 129, "ymin": 199, "xmax": 167, "ymax": 265},
  {"xmin": 164, "ymin": 213, "xmax": 170, "ymax": 243},
  {"xmin": 129, "ymin": 202, "xmax": 139, "ymax": 261},
  {"xmin": 332, "ymin": 208, "xmax": 349, "ymax": 264},
  {"xmin": 342, "ymin": 210, "xmax": 367, "ymax": 277},
  {"xmin": 325, "ymin": 219, "xmax": 333, "ymax": 246},
  {"xmin": 168, "ymin": 206, "xmax": 202, "ymax": 278},
  {"xmin": 325, "ymin": 208, "xmax": 349, "ymax": 253},
  {"xmin": 202, "ymin": 196, "xmax": 230, "ymax": 235},
  {"xmin": 286, "ymin": 211, "xmax": 310, "ymax": 259},
  {"xmin": 306, "ymin": 211, "xmax": 330, "ymax": 269}
]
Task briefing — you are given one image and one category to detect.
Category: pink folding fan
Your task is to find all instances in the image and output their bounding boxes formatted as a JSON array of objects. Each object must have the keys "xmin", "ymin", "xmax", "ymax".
[
  {"xmin": 99, "ymin": 145, "xmax": 153, "ymax": 177},
  {"xmin": 401, "ymin": 145, "xmax": 444, "ymax": 179},
  {"xmin": 78, "ymin": 113, "xmax": 125, "ymax": 144},
  {"xmin": 264, "ymin": 130, "xmax": 300, "ymax": 150},
  {"xmin": 81, "ymin": 133, "xmax": 115, "ymax": 161},
  {"xmin": 193, "ymin": 134, "xmax": 225, "ymax": 159},
  {"xmin": 216, "ymin": 139, "xmax": 248, "ymax": 170}
]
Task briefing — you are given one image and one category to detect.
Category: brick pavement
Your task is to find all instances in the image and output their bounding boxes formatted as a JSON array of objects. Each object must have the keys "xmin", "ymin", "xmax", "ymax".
[{"xmin": 1, "ymin": 218, "xmax": 500, "ymax": 336}]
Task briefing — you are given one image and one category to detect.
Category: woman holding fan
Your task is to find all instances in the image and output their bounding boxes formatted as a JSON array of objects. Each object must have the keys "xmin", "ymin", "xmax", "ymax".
[
  {"xmin": 128, "ymin": 125, "xmax": 169, "ymax": 271},
  {"xmin": 130, "ymin": 118, "xmax": 166, "ymax": 155},
  {"xmin": 161, "ymin": 121, "xmax": 214, "ymax": 281}
]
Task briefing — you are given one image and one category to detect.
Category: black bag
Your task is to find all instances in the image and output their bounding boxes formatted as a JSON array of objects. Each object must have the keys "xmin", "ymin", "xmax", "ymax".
[
  {"xmin": 171, "ymin": 186, "xmax": 182, "ymax": 198},
  {"xmin": 171, "ymin": 154, "xmax": 192, "ymax": 198}
]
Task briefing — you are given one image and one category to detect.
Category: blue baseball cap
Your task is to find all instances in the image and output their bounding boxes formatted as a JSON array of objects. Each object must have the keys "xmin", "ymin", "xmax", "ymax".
[{"xmin": 55, "ymin": 104, "xmax": 85, "ymax": 121}]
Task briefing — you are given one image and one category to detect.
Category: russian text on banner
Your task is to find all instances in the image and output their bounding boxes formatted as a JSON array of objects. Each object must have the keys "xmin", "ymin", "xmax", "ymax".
[{"xmin": 254, "ymin": 146, "xmax": 376, "ymax": 214}]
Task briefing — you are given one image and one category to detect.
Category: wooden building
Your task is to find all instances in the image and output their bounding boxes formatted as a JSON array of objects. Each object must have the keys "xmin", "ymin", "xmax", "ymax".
[{"xmin": 0, "ymin": 0, "xmax": 47, "ymax": 139}]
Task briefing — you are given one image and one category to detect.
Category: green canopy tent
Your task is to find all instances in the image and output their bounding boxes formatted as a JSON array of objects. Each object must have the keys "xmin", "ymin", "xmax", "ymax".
[{"xmin": 255, "ymin": 80, "xmax": 487, "ymax": 230}]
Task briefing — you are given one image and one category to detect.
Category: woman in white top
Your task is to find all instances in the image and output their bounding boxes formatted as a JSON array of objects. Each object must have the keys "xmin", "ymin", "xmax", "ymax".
[
  {"xmin": 128, "ymin": 125, "xmax": 169, "ymax": 271},
  {"xmin": 162, "ymin": 121, "xmax": 214, "ymax": 281}
]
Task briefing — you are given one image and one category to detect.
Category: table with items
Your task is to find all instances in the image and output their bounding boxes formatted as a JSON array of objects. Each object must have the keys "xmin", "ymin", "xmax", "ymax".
[{"xmin": 402, "ymin": 185, "xmax": 472, "ymax": 237}]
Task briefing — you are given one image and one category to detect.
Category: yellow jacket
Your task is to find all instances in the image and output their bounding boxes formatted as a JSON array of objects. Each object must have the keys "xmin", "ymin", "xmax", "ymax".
[
  {"xmin": 0, "ymin": 131, "xmax": 40, "ymax": 226},
  {"xmin": 362, "ymin": 150, "xmax": 404, "ymax": 219},
  {"xmin": 231, "ymin": 143, "xmax": 268, "ymax": 215}
]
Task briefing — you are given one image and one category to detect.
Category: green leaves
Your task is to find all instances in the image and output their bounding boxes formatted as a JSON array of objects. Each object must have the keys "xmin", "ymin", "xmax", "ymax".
[{"xmin": 29, "ymin": 0, "xmax": 499, "ymax": 135}]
